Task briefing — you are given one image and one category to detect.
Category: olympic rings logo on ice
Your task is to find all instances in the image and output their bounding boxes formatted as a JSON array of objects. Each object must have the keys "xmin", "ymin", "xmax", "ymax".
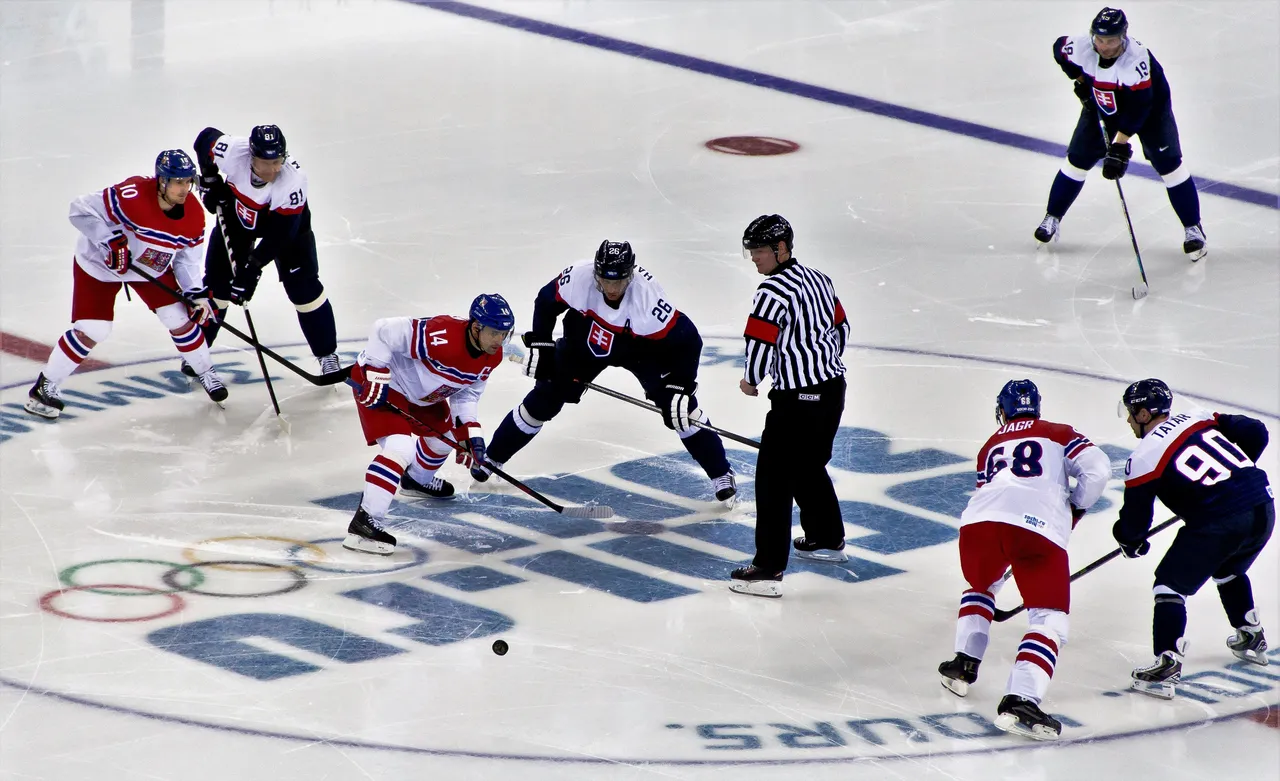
[{"xmin": 39, "ymin": 534, "xmax": 430, "ymax": 623}]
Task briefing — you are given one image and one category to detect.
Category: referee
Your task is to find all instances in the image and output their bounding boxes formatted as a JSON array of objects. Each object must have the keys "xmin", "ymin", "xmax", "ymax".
[{"xmin": 731, "ymin": 215, "xmax": 850, "ymax": 598}]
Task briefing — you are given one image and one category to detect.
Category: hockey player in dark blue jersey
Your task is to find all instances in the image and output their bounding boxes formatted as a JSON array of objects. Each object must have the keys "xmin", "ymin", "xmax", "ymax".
[
  {"xmin": 1114, "ymin": 378, "xmax": 1274, "ymax": 699},
  {"xmin": 1035, "ymin": 8, "xmax": 1207, "ymax": 261},
  {"xmin": 483, "ymin": 241, "xmax": 736, "ymax": 506}
]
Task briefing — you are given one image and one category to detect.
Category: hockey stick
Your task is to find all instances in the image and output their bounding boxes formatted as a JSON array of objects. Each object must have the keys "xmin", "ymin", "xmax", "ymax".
[
  {"xmin": 993, "ymin": 515, "xmax": 1180, "ymax": 622},
  {"xmin": 504, "ymin": 353, "xmax": 762, "ymax": 449},
  {"xmin": 1099, "ymin": 117, "xmax": 1150, "ymax": 301},
  {"xmin": 344, "ymin": 379, "xmax": 614, "ymax": 519},
  {"xmin": 128, "ymin": 263, "xmax": 351, "ymax": 386}
]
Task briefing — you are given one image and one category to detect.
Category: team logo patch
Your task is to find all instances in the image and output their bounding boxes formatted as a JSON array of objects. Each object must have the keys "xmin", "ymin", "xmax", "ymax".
[
  {"xmin": 136, "ymin": 248, "xmax": 173, "ymax": 272},
  {"xmin": 587, "ymin": 321, "xmax": 615, "ymax": 357},
  {"xmin": 1092, "ymin": 88, "xmax": 1118, "ymax": 115},
  {"xmin": 234, "ymin": 199, "xmax": 258, "ymax": 230}
]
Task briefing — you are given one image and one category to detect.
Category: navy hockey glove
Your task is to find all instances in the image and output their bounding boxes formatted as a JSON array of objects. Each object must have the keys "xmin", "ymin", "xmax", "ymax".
[
  {"xmin": 1073, "ymin": 80, "xmax": 1094, "ymax": 108},
  {"xmin": 228, "ymin": 254, "xmax": 266, "ymax": 306},
  {"xmin": 1113, "ymin": 521, "xmax": 1151, "ymax": 558},
  {"xmin": 355, "ymin": 365, "xmax": 391, "ymax": 409},
  {"xmin": 661, "ymin": 382, "xmax": 699, "ymax": 433},
  {"xmin": 200, "ymin": 173, "xmax": 233, "ymax": 215},
  {"xmin": 521, "ymin": 332, "xmax": 556, "ymax": 381},
  {"xmin": 1102, "ymin": 141, "xmax": 1133, "ymax": 180},
  {"xmin": 105, "ymin": 231, "xmax": 131, "ymax": 275}
]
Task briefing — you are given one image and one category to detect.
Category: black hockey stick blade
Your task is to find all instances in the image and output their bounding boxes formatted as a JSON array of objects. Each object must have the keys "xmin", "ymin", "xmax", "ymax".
[
  {"xmin": 993, "ymin": 515, "xmax": 1180, "ymax": 622},
  {"xmin": 344, "ymin": 380, "xmax": 615, "ymax": 519}
]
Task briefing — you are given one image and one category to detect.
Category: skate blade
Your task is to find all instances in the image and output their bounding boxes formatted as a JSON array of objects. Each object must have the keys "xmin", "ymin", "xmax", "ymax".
[
  {"xmin": 1130, "ymin": 679, "xmax": 1177, "ymax": 700},
  {"xmin": 795, "ymin": 548, "xmax": 849, "ymax": 564},
  {"xmin": 728, "ymin": 580, "xmax": 782, "ymax": 598},
  {"xmin": 1231, "ymin": 648, "xmax": 1269, "ymax": 666},
  {"xmin": 994, "ymin": 713, "xmax": 1060, "ymax": 741},
  {"xmin": 23, "ymin": 399, "xmax": 60, "ymax": 419},
  {"xmin": 940, "ymin": 676, "xmax": 969, "ymax": 698},
  {"xmin": 1187, "ymin": 247, "xmax": 1207, "ymax": 262},
  {"xmin": 399, "ymin": 488, "xmax": 456, "ymax": 501},
  {"xmin": 342, "ymin": 534, "xmax": 395, "ymax": 556},
  {"xmin": 718, "ymin": 495, "xmax": 738, "ymax": 510}
]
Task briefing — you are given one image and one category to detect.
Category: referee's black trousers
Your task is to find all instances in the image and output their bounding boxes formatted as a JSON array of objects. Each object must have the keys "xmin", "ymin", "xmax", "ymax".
[{"xmin": 752, "ymin": 375, "xmax": 846, "ymax": 573}]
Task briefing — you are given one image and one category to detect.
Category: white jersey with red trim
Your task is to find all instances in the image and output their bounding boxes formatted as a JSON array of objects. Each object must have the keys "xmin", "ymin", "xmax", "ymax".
[
  {"xmin": 556, "ymin": 261, "xmax": 678, "ymax": 339},
  {"xmin": 357, "ymin": 315, "xmax": 502, "ymax": 426},
  {"xmin": 68, "ymin": 175, "xmax": 207, "ymax": 292},
  {"xmin": 960, "ymin": 417, "xmax": 1112, "ymax": 549},
  {"xmin": 210, "ymin": 134, "xmax": 307, "ymax": 233}
]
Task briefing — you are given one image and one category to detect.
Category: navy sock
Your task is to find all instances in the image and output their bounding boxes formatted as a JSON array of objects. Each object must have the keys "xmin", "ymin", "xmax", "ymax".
[
  {"xmin": 298, "ymin": 300, "xmax": 337, "ymax": 356},
  {"xmin": 1153, "ymin": 594, "xmax": 1187, "ymax": 656},
  {"xmin": 1046, "ymin": 171, "xmax": 1086, "ymax": 219},
  {"xmin": 681, "ymin": 428, "xmax": 730, "ymax": 479},
  {"xmin": 1217, "ymin": 575, "xmax": 1256, "ymax": 628},
  {"xmin": 1166, "ymin": 178, "xmax": 1202, "ymax": 227},
  {"xmin": 487, "ymin": 411, "xmax": 537, "ymax": 464}
]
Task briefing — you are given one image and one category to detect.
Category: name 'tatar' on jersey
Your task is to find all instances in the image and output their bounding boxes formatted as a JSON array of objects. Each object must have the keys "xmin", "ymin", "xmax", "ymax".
[{"xmin": 357, "ymin": 315, "xmax": 502, "ymax": 426}]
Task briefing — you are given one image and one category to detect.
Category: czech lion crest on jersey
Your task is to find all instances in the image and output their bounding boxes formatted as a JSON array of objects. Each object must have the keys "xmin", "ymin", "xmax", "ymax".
[
  {"xmin": 587, "ymin": 322, "xmax": 615, "ymax": 357},
  {"xmin": 1092, "ymin": 87, "xmax": 1118, "ymax": 115}
]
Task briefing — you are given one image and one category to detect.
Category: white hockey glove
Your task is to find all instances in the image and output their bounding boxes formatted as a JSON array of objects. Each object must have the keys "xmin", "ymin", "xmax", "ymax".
[{"xmin": 186, "ymin": 288, "xmax": 218, "ymax": 326}]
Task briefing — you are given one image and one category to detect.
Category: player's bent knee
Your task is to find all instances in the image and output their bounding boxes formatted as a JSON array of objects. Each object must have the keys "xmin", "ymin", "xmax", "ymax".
[
  {"xmin": 1028, "ymin": 608, "xmax": 1070, "ymax": 646},
  {"xmin": 1153, "ymin": 583, "xmax": 1187, "ymax": 603},
  {"xmin": 378, "ymin": 434, "xmax": 417, "ymax": 465},
  {"xmin": 155, "ymin": 302, "xmax": 193, "ymax": 331},
  {"xmin": 71, "ymin": 319, "xmax": 112, "ymax": 345},
  {"xmin": 1061, "ymin": 157, "xmax": 1094, "ymax": 181},
  {"xmin": 1159, "ymin": 163, "xmax": 1191, "ymax": 187}
]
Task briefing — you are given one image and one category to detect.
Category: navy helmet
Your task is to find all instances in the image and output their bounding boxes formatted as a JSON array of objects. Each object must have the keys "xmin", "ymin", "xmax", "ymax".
[
  {"xmin": 469, "ymin": 293, "xmax": 515, "ymax": 334},
  {"xmin": 996, "ymin": 379, "xmax": 1042, "ymax": 425},
  {"xmin": 155, "ymin": 149, "xmax": 196, "ymax": 182},
  {"xmin": 1120, "ymin": 378, "xmax": 1173, "ymax": 419},
  {"xmin": 1091, "ymin": 7, "xmax": 1128, "ymax": 38},
  {"xmin": 249, "ymin": 124, "xmax": 287, "ymax": 160},
  {"xmin": 742, "ymin": 214, "xmax": 794, "ymax": 251},
  {"xmin": 594, "ymin": 240, "xmax": 636, "ymax": 281}
]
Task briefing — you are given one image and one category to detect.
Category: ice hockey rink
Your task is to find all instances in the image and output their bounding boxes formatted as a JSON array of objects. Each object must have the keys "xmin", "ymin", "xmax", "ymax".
[{"xmin": 1, "ymin": 1, "xmax": 1277, "ymax": 778}]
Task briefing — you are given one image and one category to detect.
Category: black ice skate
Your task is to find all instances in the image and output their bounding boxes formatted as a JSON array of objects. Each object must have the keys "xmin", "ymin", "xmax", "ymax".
[
  {"xmin": 23, "ymin": 373, "xmax": 64, "ymax": 420},
  {"xmin": 1183, "ymin": 223, "xmax": 1207, "ymax": 262},
  {"xmin": 400, "ymin": 473, "xmax": 456, "ymax": 500},
  {"xmin": 1227, "ymin": 625, "xmax": 1268, "ymax": 666},
  {"xmin": 793, "ymin": 535, "xmax": 848, "ymax": 563},
  {"xmin": 343, "ymin": 506, "xmax": 397, "ymax": 556},
  {"xmin": 994, "ymin": 694, "xmax": 1062, "ymax": 741},
  {"xmin": 179, "ymin": 359, "xmax": 198, "ymax": 378},
  {"xmin": 1131, "ymin": 650, "xmax": 1182, "ymax": 699},
  {"xmin": 728, "ymin": 565, "xmax": 783, "ymax": 598},
  {"xmin": 938, "ymin": 652, "xmax": 981, "ymax": 697},
  {"xmin": 712, "ymin": 472, "xmax": 737, "ymax": 508},
  {"xmin": 198, "ymin": 368, "xmax": 229, "ymax": 405},
  {"xmin": 1034, "ymin": 214, "xmax": 1060, "ymax": 244}
]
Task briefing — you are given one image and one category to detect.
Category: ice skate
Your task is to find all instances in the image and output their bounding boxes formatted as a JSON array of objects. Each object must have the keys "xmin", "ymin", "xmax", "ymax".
[
  {"xmin": 1183, "ymin": 223, "xmax": 1207, "ymax": 262},
  {"xmin": 179, "ymin": 359, "xmax": 198, "ymax": 378},
  {"xmin": 318, "ymin": 352, "xmax": 342, "ymax": 375},
  {"xmin": 343, "ymin": 506, "xmax": 397, "ymax": 555},
  {"xmin": 712, "ymin": 471, "xmax": 737, "ymax": 508},
  {"xmin": 729, "ymin": 565, "xmax": 783, "ymax": 598},
  {"xmin": 400, "ymin": 473, "xmax": 456, "ymax": 500},
  {"xmin": 1227, "ymin": 625, "xmax": 1268, "ymax": 666},
  {"xmin": 1131, "ymin": 650, "xmax": 1182, "ymax": 699},
  {"xmin": 1034, "ymin": 214, "xmax": 1060, "ymax": 244},
  {"xmin": 23, "ymin": 373, "xmax": 64, "ymax": 420},
  {"xmin": 198, "ymin": 368, "xmax": 229, "ymax": 405},
  {"xmin": 994, "ymin": 694, "xmax": 1062, "ymax": 741},
  {"xmin": 938, "ymin": 652, "xmax": 981, "ymax": 697},
  {"xmin": 793, "ymin": 535, "xmax": 848, "ymax": 563}
]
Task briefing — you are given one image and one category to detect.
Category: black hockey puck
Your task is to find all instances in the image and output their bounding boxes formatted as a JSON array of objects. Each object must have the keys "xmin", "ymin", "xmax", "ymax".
[{"xmin": 492, "ymin": 639, "xmax": 509, "ymax": 656}]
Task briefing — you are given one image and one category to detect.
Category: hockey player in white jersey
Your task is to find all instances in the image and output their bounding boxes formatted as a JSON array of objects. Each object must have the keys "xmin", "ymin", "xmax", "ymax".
[
  {"xmin": 937, "ymin": 380, "xmax": 1110, "ymax": 741},
  {"xmin": 484, "ymin": 241, "xmax": 736, "ymax": 505},
  {"xmin": 25, "ymin": 150, "xmax": 225, "ymax": 419},
  {"xmin": 191, "ymin": 124, "xmax": 341, "ymax": 375}
]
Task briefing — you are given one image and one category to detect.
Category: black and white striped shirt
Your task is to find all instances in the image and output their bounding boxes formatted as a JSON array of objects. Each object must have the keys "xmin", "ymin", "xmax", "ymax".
[{"xmin": 743, "ymin": 259, "xmax": 849, "ymax": 390}]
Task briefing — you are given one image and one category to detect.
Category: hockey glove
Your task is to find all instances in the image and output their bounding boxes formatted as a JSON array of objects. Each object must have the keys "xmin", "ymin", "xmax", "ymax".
[
  {"xmin": 1113, "ymin": 520, "xmax": 1151, "ymax": 558},
  {"xmin": 228, "ymin": 254, "xmax": 265, "ymax": 306},
  {"xmin": 105, "ymin": 232, "xmax": 131, "ymax": 275},
  {"xmin": 1073, "ymin": 80, "xmax": 1094, "ymax": 109},
  {"xmin": 200, "ymin": 174, "xmax": 234, "ymax": 215},
  {"xmin": 186, "ymin": 287, "xmax": 218, "ymax": 326},
  {"xmin": 356, "ymin": 365, "xmax": 391, "ymax": 409},
  {"xmin": 1102, "ymin": 141, "xmax": 1133, "ymax": 180},
  {"xmin": 661, "ymin": 382, "xmax": 699, "ymax": 433},
  {"xmin": 452, "ymin": 423, "xmax": 488, "ymax": 476},
  {"xmin": 521, "ymin": 332, "xmax": 556, "ymax": 381}
]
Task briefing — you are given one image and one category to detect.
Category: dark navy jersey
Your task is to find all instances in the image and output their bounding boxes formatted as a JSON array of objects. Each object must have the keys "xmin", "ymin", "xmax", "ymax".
[
  {"xmin": 1117, "ymin": 410, "xmax": 1272, "ymax": 539},
  {"xmin": 1053, "ymin": 34, "xmax": 1172, "ymax": 138}
]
